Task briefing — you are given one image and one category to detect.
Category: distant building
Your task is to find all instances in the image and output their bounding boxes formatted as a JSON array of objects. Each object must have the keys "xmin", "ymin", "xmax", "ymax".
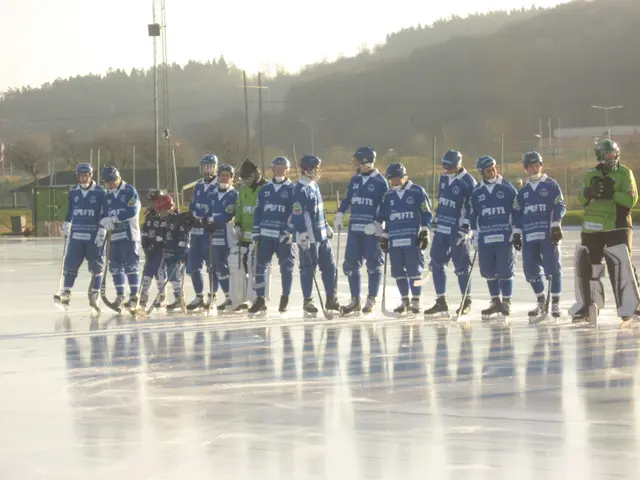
[{"xmin": 553, "ymin": 125, "xmax": 640, "ymax": 146}]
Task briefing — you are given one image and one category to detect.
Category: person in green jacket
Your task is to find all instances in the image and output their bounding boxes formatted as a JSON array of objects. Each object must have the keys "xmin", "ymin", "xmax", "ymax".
[
  {"xmin": 229, "ymin": 159, "xmax": 269, "ymax": 311},
  {"xmin": 570, "ymin": 139, "xmax": 640, "ymax": 323}
]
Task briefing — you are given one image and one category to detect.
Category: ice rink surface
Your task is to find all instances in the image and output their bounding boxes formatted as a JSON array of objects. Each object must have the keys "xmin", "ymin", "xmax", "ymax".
[{"xmin": 1, "ymin": 230, "xmax": 640, "ymax": 479}]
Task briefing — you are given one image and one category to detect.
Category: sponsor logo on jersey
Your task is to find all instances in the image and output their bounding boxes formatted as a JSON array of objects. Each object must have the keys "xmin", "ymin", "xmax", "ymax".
[
  {"xmin": 482, "ymin": 206, "xmax": 506, "ymax": 216},
  {"xmin": 264, "ymin": 203, "xmax": 286, "ymax": 213},
  {"xmin": 282, "ymin": 191, "xmax": 289, "ymax": 198},
  {"xmin": 73, "ymin": 208, "xmax": 96, "ymax": 217},
  {"xmin": 73, "ymin": 196, "xmax": 79, "ymax": 203},
  {"xmin": 225, "ymin": 205, "xmax": 235, "ymax": 214},
  {"xmin": 293, "ymin": 202, "xmax": 303, "ymax": 215},
  {"xmin": 497, "ymin": 191, "xmax": 505, "ymax": 199},
  {"xmin": 390, "ymin": 211, "xmax": 415, "ymax": 221},
  {"xmin": 153, "ymin": 221, "xmax": 159, "ymax": 227},
  {"xmin": 90, "ymin": 197, "xmax": 97, "ymax": 203},
  {"xmin": 438, "ymin": 197, "xmax": 457, "ymax": 208},
  {"xmin": 524, "ymin": 203, "xmax": 547, "ymax": 214},
  {"xmin": 243, "ymin": 205, "xmax": 254, "ymax": 214},
  {"xmin": 368, "ymin": 183, "xmax": 375, "ymax": 192},
  {"xmin": 406, "ymin": 196, "xmax": 414, "ymax": 205},
  {"xmin": 539, "ymin": 189, "xmax": 548, "ymax": 197},
  {"xmin": 452, "ymin": 186, "xmax": 460, "ymax": 194},
  {"xmin": 352, "ymin": 196, "xmax": 373, "ymax": 206}
]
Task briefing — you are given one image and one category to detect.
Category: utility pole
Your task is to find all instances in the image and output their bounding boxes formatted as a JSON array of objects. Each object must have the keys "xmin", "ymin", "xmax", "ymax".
[
  {"xmin": 243, "ymin": 71, "xmax": 251, "ymax": 158},
  {"xmin": 258, "ymin": 72, "xmax": 265, "ymax": 173},
  {"xmin": 160, "ymin": 0, "xmax": 172, "ymax": 192},
  {"xmin": 148, "ymin": 2, "xmax": 161, "ymax": 189}
]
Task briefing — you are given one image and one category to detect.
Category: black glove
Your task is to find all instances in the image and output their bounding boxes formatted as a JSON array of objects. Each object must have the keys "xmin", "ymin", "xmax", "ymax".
[
  {"xmin": 589, "ymin": 177, "xmax": 607, "ymax": 199},
  {"xmin": 511, "ymin": 232, "xmax": 522, "ymax": 251},
  {"xmin": 550, "ymin": 226, "xmax": 563, "ymax": 244},
  {"xmin": 380, "ymin": 236, "xmax": 389, "ymax": 254},
  {"xmin": 204, "ymin": 221, "xmax": 216, "ymax": 233},
  {"xmin": 418, "ymin": 229, "xmax": 430, "ymax": 250},
  {"xmin": 599, "ymin": 176, "xmax": 615, "ymax": 199}
]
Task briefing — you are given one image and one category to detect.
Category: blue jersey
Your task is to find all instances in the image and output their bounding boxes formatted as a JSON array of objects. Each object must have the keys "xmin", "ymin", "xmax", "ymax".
[
  {"xmin": 513, "ymin": 174, "xmax": 566, "ymax": 244},
  {"xmin": 434, "ymin": 169, "xmax": 476, "ymax": 236},
  {"xmin": 189, "ymin": 178, "xmax": 218, "ymax": 237},
  {"xmin": 253, "ymin": 179, "xmax": 295, "ymax": 239},
  {"xmin": 65, "ymin": 182, "xmax": 105, "ymax": 242},
  {"xmin": 377, "ymin": 181, "xmax": 433, "ymax": 248},
  {"xmin": 291, "ymin": 177, "xmax": 329, "ymax": 243},
  {"xmin": 102, "ymin": 181, "xmax": 141, "ymax": 243},
  {"xmin": 208, "ymin": 187, "xmax": 238, "ymax": 247},
  {"xmin": 338, "ymin": 170, "xmax": 388, "ymax": 232},
  {"xmin": 470, "ymin": 176, "xmax": 518, "ymax": 246}
]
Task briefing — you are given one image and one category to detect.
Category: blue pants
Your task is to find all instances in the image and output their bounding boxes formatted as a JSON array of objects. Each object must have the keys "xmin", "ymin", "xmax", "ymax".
[
  {"xmin": 523, "ymin": 241, "xmax": 562, "ymax": 296},
  {"xmin": 109, "ymin": 241, "xmax": 140, "ymax": 296},
  {"xmin": 299, "ymin": 240, "xmax": 336, "ymax": 299},
  {"xmin": 343, "ymin": 231, "xmax": 383, "ymax": 299},
  {"xmin": 165, "ymin": 258, "xmax": 185, "ymax": 297},
  {"xmin": 430, "ymin": 233, "xmax": 472, "ymax": 297},
  {"xmin": 255, "ymin": 237, "xmax": 294, "ymax": 297},
  {"xmin": 187, "ymin": 232, "xmax": 211, "ymax": 295},
  {"xmin": 63, "ymin": 239, "xmax": 104, "ymax": 292},
  {"xmin": 479, "ymin": 242, "xmax": 515, "ymax": 299},
  {"xmin": 389, "ymin": 246, "xmax": 425, "ymax": 298},
  {"xmin": 211, "ymin": 243, "xmax": 230, "ymax": 296},
  {"xmin": 143, "ymin": 247, "xmax": 165, "ymax": 280}
]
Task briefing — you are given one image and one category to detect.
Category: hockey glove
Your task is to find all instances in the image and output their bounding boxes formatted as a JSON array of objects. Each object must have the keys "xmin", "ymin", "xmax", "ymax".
[
  {"xmin": 550, "ymin": 225, "xmax": 563, "ymax": 244},
  {"xmin": 326, "ymin": 224, "xmax": 334, "ymax": 240},
  {"xmin": 380, "ymin": 235, "xmax": 389, "ymax": 254},
  {"xmin": 599, "ymin": 176, "xmax": 615, "ymax": 199},
  {"xmin": 334, "ymin": 212, "xmax": 344, "ymax": 232},
  {"xmin": 61, "ymin": 221, "xmax": 71, "ymax": 237},
  {"xmin": 471, "ymin": 230, "xmax": 479, "ymax": 250},
  {"xmin": 418, "ymin": 228, "xmax": 430, "ymax": 250},
  {"xmin": 204, "ymin": 219, "xmax": 216, "ymax": 233},
  {"xmin": 100, "ymin": 216, "xmax": 117, "ymax": 232},
  {"xmin": 455, "ymin": 224, "xmax": 471, "ymax": 246},
  {"xmin": 364, "ymin": 221, "xmax": 383, "ymax": 236},
  {"xmin": 233, "ymin": 224, "xmax": 243, "ymax": 241},
  {"xmin": 297, "ymin": 232, "xmax": 311, "ymax": 250},
  {"xmin": 95, "ymin": 228, "xmax": 106, "ymax": 248},
  {"xmin": 280, "ymin": 231, "xmax": 293, "ymax": 244},
  {"xmin": 510, "ymin": 232, "xmax": 522, "ymax": 251}
]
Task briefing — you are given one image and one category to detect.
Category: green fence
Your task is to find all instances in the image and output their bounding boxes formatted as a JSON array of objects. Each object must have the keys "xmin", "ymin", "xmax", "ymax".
[{"xmin": 34, "ymin": 185, "xmax": 71, "ymax": 236}]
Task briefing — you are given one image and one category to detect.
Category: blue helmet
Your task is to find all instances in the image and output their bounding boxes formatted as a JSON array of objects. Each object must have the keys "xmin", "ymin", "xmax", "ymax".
[
  {"xmin": 442, "ymin": 149, "xmax": 462, "ymax": 169},
  {"xmin": 476, "ymin": 155, "xmax": 496, "ymax": 173},
  {"xmin": 75, "ymin": 163, "xmax": 93, "ymax": 175},
  {"xmin": 523, "ymin": 151, "xmax": 543, "ymax": 168},
  {"xmin": 352, "ymin": 146, "xmax": 376, "ymax": 164},
  {"xmin": 271, "ymin": 156, "xmax": 291, "ymax": 169},
  {"xmin": 300, "ymin": 155, "xmax": 321, "ymax": 172},
  {"xmin": 101, "ymin": 165, "xmax": 120, "ymax": 183},
  {"xmin": 386, "ymin": 162, "xmax": 407, "ymax": 179},
  {"xmin": 218, "ymin": 164, "xmax": 235, "ymax": 176},
  {"xmin": 200, "ymin": 153, "xmax": 218, "ymax": 176}
]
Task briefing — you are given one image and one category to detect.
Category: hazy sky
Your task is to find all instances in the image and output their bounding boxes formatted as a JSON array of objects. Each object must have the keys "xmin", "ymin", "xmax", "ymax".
[{"xmin": 0, "ymin": 0, "xmax": 569, "ymax": 91}]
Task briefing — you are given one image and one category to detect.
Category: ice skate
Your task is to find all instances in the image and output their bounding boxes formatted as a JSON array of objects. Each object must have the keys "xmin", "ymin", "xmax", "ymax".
[
  {"xmin": 325, "ymin": 296, "xmax": 341, "ymax": 312},
  {"xmin": 424, "ymin": 297, "xmax": 451, "ymax": 319},
  {"xmin": 233, "ymin": 302, "xmax": 249, "ymax": 312},
  {"xmin": 394, "ymin": 297, "xmax": 410, "ymax": 316},
  {"xmin": 303, "ymin": 298, "xmax": 318, "ymax": 317},
  {"xmin": 456, "ymin": 297, "xmax": 472, "ymax": 316},
  {"xmin": 217, "ymin": 296, "xmax": 233, "ymax": 312},
  {"xmin": 410, "ymin": 297, "xmax": 421, "ymax": 315},
  {"xmin": 340, "ymin": 297, "xmax": 361, "ymax": 316},
  {"xmin": 187, "ymin": 294, "xmax": 205, "ymax": 311},
  {"xmin": 500, "ymin": 298, "xmax": 511, "ymax": 316},
  {"xmin": 481, "ymin": 298, "xmax": 503, "ymax": 322},
  {"xmin": 153, "ymin": 293, "xmax": 167, "ymax": 309},
  {"xmin": 249, "ymin": 296, "xmax": 267, "ymax": 315},
  {"xmin": 571, "ymin": 303, "xmax": 598, "ymax": 325},
  {"xmin": 528, "ymin": 296, "xmax": 548, "ymax": 325},
  {"xmin": 54, "ymin": 289, "xmax": 71, "ymax": 310},
  {"xmin": 362, "ymin": 296, "xmax": 376, "ymax": 314},
  {"xmin": 551, "ymin": 301, "xmax": 561, "ymax": 319},
  {"xmin": 278, "ymin": 295, "xmax": 289, "ymax": 313},
  {"xmin": 113, "ymin": 294, "xmax": 126, "ymax": 309},
  {"xmin": 88, "ymin": 291, "xmax": 101, "ymax": 314},
  {"xmin": 138, "ymin": 292, "xmax": 149, "ymax": 309},
  {"xmin": 166, "ymin": 298, "xmax": 181, "ymax": 311}
]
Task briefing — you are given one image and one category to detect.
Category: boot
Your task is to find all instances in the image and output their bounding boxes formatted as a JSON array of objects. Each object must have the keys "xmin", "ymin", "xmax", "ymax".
[
  {"xmin": 340, "ymin": 297, "xmax": 361, "ymax": 316},
  {"xmin": 114, "ymin": 294, "xmax": 126, "ymax": 309},
  {"xmin": 528, "ymin": 295, "xmax": 546, "ymax": 317},
  {"xmin": 362, "ymin": 296, "xmax": 376, "ymax": 314},
  {"xmin": 551, "ymin": 300, "xmax": 561, "ymax": 318},
  {"xmin": 166, "ymin": 298, "xmax": 181, "ymax": 310},
  {"xmin": 54, "ymin": 288, "xmax": 72, "ymax": 307},
  {"xmin": 325, "ymin": 296, "xmax": 341, "ymax": 312},
  {"xmin": 249, "ymin": 296, "xmax": 267, "ymax": 314},
  {"xmin": 154, "ymin": 293, "xmax": 167, "ymax": 308},
  {"xmin": 394, "ymin": 297, "xmax": 410, "ymax": 314},
  {"xmin": 278, "ymin": 295, "xmax": 289, "ymax": 313},
  {"xmin": 424, "ymin": 297, "xmax": 449, "ymax": 317},
  {"xmin": 481, "ymin": 298, "xmax": 503, "ymax": 321},
  {"xmin": 139, "ymin": 291, "xmax": 149, "ymax": 309},
  {"xmin": 125, "ymin": 295, "xmax": 139, "ymax": 311},
  {"xmin": 217, "ymin": 296, "xmax": 233, "ymax": 311},
  {"xmin": 303, "ymin": 298, "xmax": 318, "ymax": 315},
  {"xmin": 500, "ymin": 298, "xmax": 511, "ymax": 316},
  {"xmin": 187, "ymin": 294, "xmax": 205, "ymax": 311},
  {"xmin": 410, "ymin": 297, "xmax": 421, "ymax": 314},
  {"xmin": 456, "ymin": 297, "xmax": 472, "ymax": 315},
  {"xmin": 234, "ymin": 302, "xmax": 249, "ymax": 312}
]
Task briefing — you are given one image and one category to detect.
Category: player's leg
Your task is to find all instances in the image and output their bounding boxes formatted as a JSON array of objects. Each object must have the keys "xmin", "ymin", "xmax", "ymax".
[
  {"xmin": 228, "ymin": 243, "xmax": 248, "ymax": 310},
  {"xmin": 249, "ymin": 238, "xmax": 276, "ymax": 313},
  {"xmin": 86, "ymin": 240, "xmax": 105, "ymax": 304},
  {"xmin": 214, "ymin": 245, "xmax": 232, "ymax": 310},
  {"xmin": 390, "ymin": 247, "xmax": 410, "ymax": 314},
  {"xmin": 405, "ymin": 246, "xmax": 425, "ymax": 314},
  {"xmin": 425, "ymin": 234, "xmax": 451, "ymax": 315},
  {"xmin": 523, "ymin": 242, "xmax": 545, "ymax": 316},
  {"xmin": 363, "ymin": 234, "xmax": 384, "ymax": 313},
  {"xmin": 603, "ymin": 231, "xmax": 640, "ymax": 319},
  {"xmin": 299, "ymin": 244, "xmax": 319, "ymax": 314},
  {"xmin": 496, "ymin": 243, "xmax": 516, "ymax": 316},
  {"xmin": 123, "ymin": 242, "xmax": 141, "ymax": 307},
  {"xmin": 479, "ymin": 245, "xmax": 501, "ymax": 319},
  {"xmin": 108, "ymin": 242, "xmax": 127, "ymax": 306},
  {"xmin": 541, "ymin": 240, "xmax": 562, "ymax": 317},
  {"xmin": 140, "ymin": 248, "xmax": 162, "ymax": 307},
  {"xmin": 341, "ymin": 233, "xmax": 364, "ymax": 315},
  {"xmin": 452, "ymin": 240, "xmax": 473, "ymax": 314},
  {"xmin": 569, "ymin": 233, "xmax": 606, "ymax": 318},
  {"xmin": 318, "ymin": 239, "xmax": 340, "ymax": 311},
  {"xmin": 186, "ymin": 235, "xmax": 206, "ymax": 310},
  {"xmin": 276, "ymin": 239, "xmax": 295, "ymax": 313},
  {"xmin": 57, "ymin": 239, "xmax": 85, "ymax": 304}
]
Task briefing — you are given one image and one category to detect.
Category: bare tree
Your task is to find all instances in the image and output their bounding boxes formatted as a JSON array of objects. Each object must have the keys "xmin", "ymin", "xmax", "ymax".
[
  {"xmin": 8, "ymin": 134, "xmax": 51, "ymax": 183},
  {"xmin": 52, "ymin": 131, "xmax": 84, "ymax": 169}
]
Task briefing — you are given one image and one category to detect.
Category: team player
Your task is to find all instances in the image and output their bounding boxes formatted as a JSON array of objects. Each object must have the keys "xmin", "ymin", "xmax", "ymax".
[
  {"xmin": 469, "ymin": 156, "xmax": 518, "ymax": 320},
  {"xmin": 155, "ymin": 194, "xmax": 194, "ymax": 310},
  {"xmin": 97, "ymin": 165, "xmax": 142, "ymax": 309},
  {"xmin": 424, "ymin": 149, "xmax": 477, "ymax": 317},
  {"xmin": 569, "ymin": 139, "xmax": 639, "ymax": 323},
  {"xmin": 232, "ymin": 158, "xmax": 269, "ymax": 311},
  {"xmin": 512, "ymin": 151, "xmax": 566, "ymax": 319},
  {"xmin": 186, "ymin": 154, "xmax": 219, "ymax": 311},
  {"xmin": 139, "ymin": 189, "xmax": 167, "ymax": 309},
  {"xmin": 377, "ymin": 163, "xmax": 433, "ymax": 314},
  {"xmin": 54, "ymin": 163, "xmax": 106, "ymax": 307},
  {"xmin": 291, "ymin": 154, "xmax": 340, "ymax": 315},
  {"xmin": 334, "ymin": 146, "xmax": 388, "ymax": 315},
  {"xmin": 205, "ymin": 164, "xmax": 239, "ymax": 310},
  {"xmin": 248, "ymin": 156, "xmax": 296, "ymax": 314}
]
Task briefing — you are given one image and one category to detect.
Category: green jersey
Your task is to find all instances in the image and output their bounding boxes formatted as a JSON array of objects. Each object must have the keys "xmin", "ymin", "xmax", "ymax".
[
  {"xmin": 579, "ymin": 164, "xmax": 638, "ymax": 233},
  {"xmin": 235, "ymin": 179, "xmax": 267, "ymax": 242}
]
